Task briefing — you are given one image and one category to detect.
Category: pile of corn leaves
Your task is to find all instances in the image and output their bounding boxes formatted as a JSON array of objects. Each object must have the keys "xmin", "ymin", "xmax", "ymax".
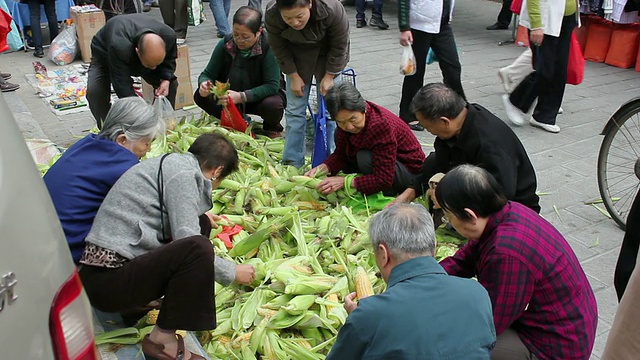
[{"xmin": 43, "ymin": 113, "xmax": 465, "ymax": 359}]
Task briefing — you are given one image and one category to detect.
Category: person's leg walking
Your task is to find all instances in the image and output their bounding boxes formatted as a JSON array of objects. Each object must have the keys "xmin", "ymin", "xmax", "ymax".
[
  {"xmin": 43, "ymin": 0, "xmax": 59, "ymax": 42},
  {"xmin": 282, "ymin": 76, "xmax": 311, "ymax": 167},
  {"xmin": 532, "ymin": 15, "xmax": 574, "ymax": 126},
  {"xmin": 355, "ymin": 0, "xmax": 366, "ymax": 26},
  {"xmin": 86, "ymin": 60, "xmax": 113, "ymax": 129},
  {"xmin": 209, "ymin": 0, "xmax": 230, "ymax": 36},
  {"xmin": 497, "ymin": 0, "xmax": 513, "ymax": 27},
  {"xmin": 27, "ymin": 0, "xmax": 44, "ymax": 55},
  {"xmin": 173, "ymin": 0, "xmax": 188, "ymax": 39},
  {"xmin": 159, "ymin": 0, "xmax": 176, "ymax": 30},
  {"xmin": 499, "ymin": 48, "xmax": 533, "ymax": 93},
  {"xmin": 399, "ymin": 29, "xmax": 432, "ymax": 123},
  {"xmin": 431, "ymin": 24, "xmax": 466, "ymax": 100}
]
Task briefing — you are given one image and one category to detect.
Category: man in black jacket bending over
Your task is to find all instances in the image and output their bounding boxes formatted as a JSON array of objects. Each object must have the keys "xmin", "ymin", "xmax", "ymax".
[
  {"xmin": 87, "ymin": 14, "xmax": 178, "ymax": 128},
  {"xmin": 394, "ymin": 83, "xmax": 540, "ymax": 214}
]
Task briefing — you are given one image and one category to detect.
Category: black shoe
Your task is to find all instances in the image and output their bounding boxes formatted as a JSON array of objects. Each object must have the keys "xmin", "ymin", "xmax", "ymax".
[
  {"xmin": 369, "ymin": 16, "xmax": 389, "ymax": 30},
  {"xmin": 486, "ymin": 22, "xmax": 509, "ymax": 30},
  {"xmin": 356, "ymin": 18, "xmax": 366, "ymax": 28},
  {"xmin": 409, "ymin": 123, "xmax": 424, "ymax": 131},
  {"xmin": 1, "ymin": 72, "xmax": 11, "ymax": 80},
  {"xmin": 217, "ymin": 32, "xmax": 225, "ymax": 38},
  {"xmin": 1, "ymin": 82, "xmax": 20, "ymax": 92},
  {"xmin": 143, "ymin": 4, "xmax": 151, "ymax": 11},
  {"xmin": 33, "ymin": 50, "xmax": 44, "ymax": 58}
]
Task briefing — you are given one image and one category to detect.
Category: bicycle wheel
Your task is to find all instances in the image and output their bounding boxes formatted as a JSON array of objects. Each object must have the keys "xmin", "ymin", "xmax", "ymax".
[{"xmin": 597, "ymin": 101, "xmax": 640, "ymax": 230}]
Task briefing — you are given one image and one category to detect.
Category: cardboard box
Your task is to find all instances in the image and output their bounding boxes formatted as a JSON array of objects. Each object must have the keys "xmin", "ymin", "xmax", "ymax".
[
  {"xmin": 140, "ymin": 45, "xmax": 193, "ymax": 110},
  {"xmin": 70, "ymin": 9, "xmax": 106, "ymax": 63},
  {"xmin": 175, "ymin": 45, "xmax": 191, "ymax": 80}
]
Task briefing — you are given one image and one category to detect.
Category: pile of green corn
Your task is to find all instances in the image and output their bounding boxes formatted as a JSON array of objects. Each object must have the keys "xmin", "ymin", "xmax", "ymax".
[{"xmin": 42, "ymin": 113, "xmax": 464, "ymax": 359}]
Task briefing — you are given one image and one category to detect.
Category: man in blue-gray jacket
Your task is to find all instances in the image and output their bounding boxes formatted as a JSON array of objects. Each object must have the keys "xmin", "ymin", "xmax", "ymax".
[{"xmin": 327, "ymin": 203, "xmax": 496, "ymax": 360}]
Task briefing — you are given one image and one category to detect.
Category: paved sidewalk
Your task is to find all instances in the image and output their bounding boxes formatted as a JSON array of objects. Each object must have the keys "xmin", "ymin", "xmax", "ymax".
[{"xmin": 4, "ymin": 0, "xmax": 640, "ymax": 357}]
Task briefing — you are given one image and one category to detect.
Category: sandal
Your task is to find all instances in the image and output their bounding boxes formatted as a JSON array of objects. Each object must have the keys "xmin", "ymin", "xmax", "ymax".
[{"xmin": 142, "ymin": 334, "xmax": 205, "ymax": 360}]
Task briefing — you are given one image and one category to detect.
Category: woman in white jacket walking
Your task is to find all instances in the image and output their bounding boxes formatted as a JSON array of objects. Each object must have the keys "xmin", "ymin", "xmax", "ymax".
[{"xmin": 502, "ymin": 0, "xmax": 577, "ymax": 133}]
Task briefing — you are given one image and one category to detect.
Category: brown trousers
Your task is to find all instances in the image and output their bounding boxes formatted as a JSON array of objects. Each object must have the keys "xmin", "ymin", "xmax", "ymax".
[
  {"xmin": 601, "ymin": 250, "xmax": 640, "ymax": 360},
  {"xmin": 491, "ymin": 328, "xmax": 539, "ymax": 360},
  {"xmin": 79, "ymin": 216, "xmax": 216, "ymax": 331}
]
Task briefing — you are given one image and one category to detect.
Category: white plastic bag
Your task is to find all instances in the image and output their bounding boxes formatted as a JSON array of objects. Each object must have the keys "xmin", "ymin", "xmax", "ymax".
[
  {"xmin": 48, "ymin": 24, "xmax": 78, "ymax": 66},
  {"xmin": 399, "ymin": 45, "xmax": 416, "ymax": 76},
  {"xmin": 153, "ymin": 95, "xmax": 177, "ymax": 129}
]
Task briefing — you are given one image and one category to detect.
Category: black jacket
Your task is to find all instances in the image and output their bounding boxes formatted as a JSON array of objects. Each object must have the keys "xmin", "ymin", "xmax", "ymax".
[
  {"xmin": 90, "ymin": 14, "xmax": 177, "ymax": 98},
  {"xmin": 427, "ymin": 104, "xmax": 540, "ymax": 213}
]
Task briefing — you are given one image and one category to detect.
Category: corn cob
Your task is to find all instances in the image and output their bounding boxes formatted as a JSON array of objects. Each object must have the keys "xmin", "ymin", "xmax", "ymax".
[
  {"xmin": 355, "ymin": 266, "xmax": 374, "ymax": 300},
  {"xmin": 146, "ymin": 309, "xmax": 159, "ymax": 325}
]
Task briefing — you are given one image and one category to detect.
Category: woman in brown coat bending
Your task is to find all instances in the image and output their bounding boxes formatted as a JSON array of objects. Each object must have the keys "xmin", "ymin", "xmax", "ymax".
[{"xmin": 265, "ymin": 0, "xmax": 350, "ymax": 168}]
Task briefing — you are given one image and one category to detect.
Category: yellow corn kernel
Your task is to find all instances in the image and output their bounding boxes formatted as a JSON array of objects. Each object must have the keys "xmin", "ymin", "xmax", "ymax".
[
  {"xmin": 217, "ymin": 335, "xmax": 232, "ymax": 347},
  {"xmin": 298, "ymin": 339, "xmax": 312, "ymax": 350},
  {"xmin": 232, "ymin": 331, "xmax": 253, "ymax": 348},
  {"xmin": 355, "ymin": 266, "xmax": 374, "ymax": 300},
  {"xmin": 325, "ymin": 293, "xmax": 339, "ymax": 312},
  {"xmin": 146, "ymin": 309, "xmax": 159, "ymax": 325},
  {"xmin": 175, "ymin": 330, "xmax": 187, "ymax": 338}
]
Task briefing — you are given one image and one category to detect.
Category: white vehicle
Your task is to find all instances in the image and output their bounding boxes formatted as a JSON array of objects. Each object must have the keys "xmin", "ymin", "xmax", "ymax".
[{"xmin": 0, "ymin": 93, "xmax": 97, "ymax": 360}]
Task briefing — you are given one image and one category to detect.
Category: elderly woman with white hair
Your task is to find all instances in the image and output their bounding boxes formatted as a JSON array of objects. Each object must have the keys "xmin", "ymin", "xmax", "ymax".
[{"xmin": 44, "ymin": 96, "xmax": 165, "ymax": 264}]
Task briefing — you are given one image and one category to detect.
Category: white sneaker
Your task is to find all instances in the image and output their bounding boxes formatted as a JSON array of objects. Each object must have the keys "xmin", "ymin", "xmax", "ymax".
[
  {"xmin": 558, "ymin": 107, "xmax": 564, "ymax": 114},
  {"xmin": 502, "ymin": 94, "xmax": 526, "ymax": 126},
  {"xmin": 529, "ymin": 117, "xmax": 560, "ymax": 133},
  {"xmin": 498, "ymin": 68, "xmax": 513, "ymax": 93},
  {"xmin": 176, "ymin": 38, "xmax": 186, "ymax": 45}
]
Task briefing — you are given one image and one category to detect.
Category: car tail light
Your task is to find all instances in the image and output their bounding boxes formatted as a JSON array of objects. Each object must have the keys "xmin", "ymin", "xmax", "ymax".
[{"xmin": 49, "ymin": 270, "xmax": 96, "ymax": 360}]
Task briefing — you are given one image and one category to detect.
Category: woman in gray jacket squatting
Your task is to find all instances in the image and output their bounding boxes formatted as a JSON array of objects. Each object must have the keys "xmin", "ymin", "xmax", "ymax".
[{"xmin": 78, "ymin": 133, "xmax": 256, "ymax": 360}]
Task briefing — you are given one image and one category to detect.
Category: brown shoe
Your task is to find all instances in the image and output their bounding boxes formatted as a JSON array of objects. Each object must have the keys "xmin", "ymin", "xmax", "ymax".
[{"xmin": 142, "ymin": 334, "xmax": 205, "ymax": 360}]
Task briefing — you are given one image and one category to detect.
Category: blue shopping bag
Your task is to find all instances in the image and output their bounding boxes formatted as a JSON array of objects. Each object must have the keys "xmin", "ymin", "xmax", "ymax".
[{"xmin": 311, "ymin": 94, "xmax": 329, "ymax": 167}]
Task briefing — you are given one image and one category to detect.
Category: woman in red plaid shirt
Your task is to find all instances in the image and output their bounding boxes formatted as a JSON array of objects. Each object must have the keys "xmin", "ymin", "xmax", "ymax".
[
  {"xmin": 436, "ymin": 164, "xmax": 597, "ymax": 360},
  {"xmin": 305, "ymin": 83, "xmax": 425, "ymax": 196}
]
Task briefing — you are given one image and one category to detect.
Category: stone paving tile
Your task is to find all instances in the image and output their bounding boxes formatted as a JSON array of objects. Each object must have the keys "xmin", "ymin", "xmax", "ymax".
[{"xmin": 4, "ymin": 0, "xmax": 640, "ymax": 357}]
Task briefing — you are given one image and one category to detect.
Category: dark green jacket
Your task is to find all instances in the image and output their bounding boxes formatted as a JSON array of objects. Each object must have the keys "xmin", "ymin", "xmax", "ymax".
[
  {"xmin": 327, "ymin": 256, "xmax": 496, "ymax": 360},
  {"xmin": 197, "ymin": 34, "xmax": 282, "ymax": 103}
]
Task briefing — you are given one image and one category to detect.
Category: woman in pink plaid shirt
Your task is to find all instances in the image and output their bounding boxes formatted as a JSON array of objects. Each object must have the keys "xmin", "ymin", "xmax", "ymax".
[{"xmin": 436, "ymin": 164, "xmax": 597, "ymax": 360}]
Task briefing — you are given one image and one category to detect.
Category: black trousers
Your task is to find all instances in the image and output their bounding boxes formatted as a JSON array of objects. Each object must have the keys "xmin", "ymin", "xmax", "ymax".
[
  {"xmin": 509, "ymin": 15, "xmax": 576, "ymax": 125},
  {"xmin": 159, "ymin": 0, "xmax": 188, "ymax": 38},
  {"xmin": 614, "ymin": 191, "xmax": 640, "ymax": 301},
  {"xmin": 497, "ymin": 0, "xmax": 514, "ymax": 27},
  {"xmin": 346, "ymin": 150, "xmax": 421, "ymax": 196},
  {"xmin": 399, "ymin": 25, "xmax": 465, "ymax": 123},
  {"xmin": 79, "ymin": 215, "xmax": 216, "ymax": 331},
  {"xmin": 27, "ymin": 0, "xmax": 59, "ymax": 52},
  {"xmin": 194, "ymin": 91, "xmax": 285, "ymax": 132},
  {"xmin": 86, "ymin": 59, "xmax": 178, "ymax": 129}
]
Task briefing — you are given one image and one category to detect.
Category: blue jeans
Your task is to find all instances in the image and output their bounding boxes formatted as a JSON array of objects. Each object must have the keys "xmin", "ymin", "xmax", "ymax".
[
  {"xmin": 283, "ymin": 74, "xmax": 337, "ymax": 168},
  {"xmin": 209, "ymin": 0, "xmax": 230, "ymax": 35},
  {"xmin": 356, "ymin": 0, "xmax": 383, "ymax": 20}
]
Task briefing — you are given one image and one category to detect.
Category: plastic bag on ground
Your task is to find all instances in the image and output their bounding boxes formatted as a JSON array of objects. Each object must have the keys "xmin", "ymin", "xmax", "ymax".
[{"xmin": 48, "ymin": 24, "xmax": 78, "ymax": 66}]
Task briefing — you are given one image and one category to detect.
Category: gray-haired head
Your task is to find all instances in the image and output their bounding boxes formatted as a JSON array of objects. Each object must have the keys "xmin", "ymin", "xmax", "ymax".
[
  {"xmin": 98, "ymin": 97, "xmax": 165, "ymax": 143},
  {"xmin": 410, "ymin": 83, "xmax": 467, "ymax": 122},
  {"xmin": 369, "ymin": 203, "xmax": 436, "ymax": 261},
  {"xmin": 324, "ymin": 82, "xmax": 366, "ymax": 120}
]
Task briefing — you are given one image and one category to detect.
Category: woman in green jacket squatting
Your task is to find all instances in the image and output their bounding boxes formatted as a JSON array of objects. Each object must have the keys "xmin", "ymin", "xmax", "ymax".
[{"xmin": 195, "ymin": 6, "xmax": 286, "ymax": 138}]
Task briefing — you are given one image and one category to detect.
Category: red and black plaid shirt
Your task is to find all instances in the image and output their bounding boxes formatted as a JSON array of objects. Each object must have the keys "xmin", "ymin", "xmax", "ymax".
[
  {"xmin": 323, "ymin": 101, "xmax": 425, "ymax": 194},
  {"xmin": 440, "ymin": 202, "xmax": 598, "ymax": 360}
]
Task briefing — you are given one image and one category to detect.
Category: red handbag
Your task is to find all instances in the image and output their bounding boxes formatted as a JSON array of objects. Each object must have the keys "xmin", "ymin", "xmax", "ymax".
[
  {"xmin": 220, "ymin": 98, "xmax": 248, "ymax": 133},
  {"xmin": 567, "ymin": 31, "xmax": 585, "ymax": 85}
]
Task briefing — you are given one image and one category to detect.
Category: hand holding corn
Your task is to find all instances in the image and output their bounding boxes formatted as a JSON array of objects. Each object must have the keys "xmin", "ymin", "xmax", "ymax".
[
  {"xmin": 235, "ymin": 264, "xmax": 256, "ymax": 285},
  {"xmin": 204, "ymin": 211, "xmax": 224, "ymax": 228},
  {"xmin": 304, "ymin": 163, "xmax": 329, "ymax": 178},
  {"xmin": 317, "ymin": 176, "xmax": 345, "ymax": 194}
]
